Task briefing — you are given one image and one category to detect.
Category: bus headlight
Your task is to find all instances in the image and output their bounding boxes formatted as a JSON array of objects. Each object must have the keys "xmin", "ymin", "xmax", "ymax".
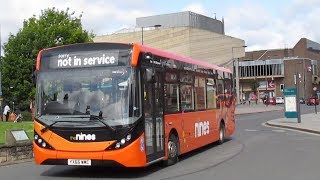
[
  {"xmin": 34, "ymin": 131, "xmax": 54, "ymax": 150},
  {"xmin": 126, "ymin": 134, "xmax": 131, "ymax": 141},
  {"xmin": 115, "ymin": 142, "xmax": 121, "ymax": 149},
  {"xmin": 120, "ymin": 138, "xmax": 126, "ymax": 145},
  {"xmin": 107, "ymin": 133, "xmax": 134, "ymax": 150},
  {"xmin": 107, "ymin": 120, "xmax": 144, "ymax": 150},
  {"xmin": 41, "ymin": 142, "xmax": 47, "ymax": 148}
]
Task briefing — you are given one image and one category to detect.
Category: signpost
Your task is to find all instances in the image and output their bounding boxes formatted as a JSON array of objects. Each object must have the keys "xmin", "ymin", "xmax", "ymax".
[
  {"xmin": 268, "ymin": 80, "xmax": 275, "ymax": 88},
  {"xmin": 283, "ymin": 87, "xmax": 301, "ymax": 123},
  {"xmin": 283, "ymin": 88, "xmax": 297, "ymax": 118},
  {"xmin": 313, "ymin": 87, "xmax": 317, "ymax": 114},
  {"xmin": 5, "ymin": 129, "xmax": 30, "ymax": 146}
]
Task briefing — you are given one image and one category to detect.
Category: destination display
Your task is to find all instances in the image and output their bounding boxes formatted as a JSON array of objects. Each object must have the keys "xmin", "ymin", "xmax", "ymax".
[{"xmin": 48, "ymin": 50, "xmax": 119, "ymax": 69}]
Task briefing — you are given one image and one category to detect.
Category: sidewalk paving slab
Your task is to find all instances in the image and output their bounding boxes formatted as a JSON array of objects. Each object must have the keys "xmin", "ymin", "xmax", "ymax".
[
  {"xmin": 236, "ymin": 103, "xmax": 284, "ymax": 115},
  {"xmin": 266, "ymin": 113, "xmax": 320, "ymax": 135},
  {"xmin": 235, "ymin": 103, "xmax": 320, "ymax": 135}
]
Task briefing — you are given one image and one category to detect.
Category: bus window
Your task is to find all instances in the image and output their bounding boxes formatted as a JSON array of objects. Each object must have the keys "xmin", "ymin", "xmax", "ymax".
[
  {"xmin": 180, "ymin": 84, "xmax": 194, "ymax": 111},
  {"xmin": 195, "ymin": 76, "xmax": 206, "ymax": 110},
  {"xmin": 206, "ymin": 78, "xmax": 217, "ymax": 109},
  {"xmin": 216, "ymin": 79, "xmax": 224, "ymax": 108},
  {"xmin": 164, "ymin": 84, "xmax": 179, "ymax": 113}
]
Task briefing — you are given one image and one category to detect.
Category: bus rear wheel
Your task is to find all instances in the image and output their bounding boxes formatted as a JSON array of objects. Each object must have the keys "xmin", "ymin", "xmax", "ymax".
[
  {"xmin": 218, "ymin": 123, "xmax": 225, "ymax": 145},
  {"xmin": 163, "ymin": 134, "xmax": 179, "ymax": 166}
]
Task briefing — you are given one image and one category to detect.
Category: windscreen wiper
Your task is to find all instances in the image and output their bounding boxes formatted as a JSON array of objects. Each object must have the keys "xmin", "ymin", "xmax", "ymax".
[
  {"xmin": 89, "ymin": 115, "xmax": 115, "ymax": 131},
  {"xmin": 41, "ymin": 120, "xmax": 76, "ymax": 133}
]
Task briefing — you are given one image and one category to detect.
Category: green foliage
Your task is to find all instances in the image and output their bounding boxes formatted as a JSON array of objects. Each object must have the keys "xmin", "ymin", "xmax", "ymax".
[
  {"xmin": 250, "ymin": 79, "xmax": 260, "ymax": 93},
  {"xmin": 21, "ymin": 111, "xmax": 33, "ymax": 121},
  {"xmin": 1, "ymin": 7, "xmax": 94, "ymax": 110}
]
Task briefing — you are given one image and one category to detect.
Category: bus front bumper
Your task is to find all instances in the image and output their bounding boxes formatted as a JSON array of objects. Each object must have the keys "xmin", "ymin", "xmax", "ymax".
[{"xmin": 33, "ymin": 135, "xmax": 147, "ymax": 167}]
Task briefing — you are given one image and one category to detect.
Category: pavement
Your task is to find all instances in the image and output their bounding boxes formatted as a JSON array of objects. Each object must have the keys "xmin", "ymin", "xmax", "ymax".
[
  {"xmin": 236, "ymin": 103, "xmax": 320, "ymax": 135},
  {"xmin": 235, "ymin": 103, "xmax": 283, "ymax": 115}
]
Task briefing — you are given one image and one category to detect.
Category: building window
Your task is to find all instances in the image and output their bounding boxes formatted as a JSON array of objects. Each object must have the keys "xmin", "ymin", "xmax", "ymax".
[{"xmin": 280, "ymin": 84, "xmax": 284, "ymax": 92}]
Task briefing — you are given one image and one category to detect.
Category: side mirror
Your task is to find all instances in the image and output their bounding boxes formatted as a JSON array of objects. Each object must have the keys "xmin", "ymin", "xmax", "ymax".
[{"xmin": 146, "ymin": 68, "xmax": 154, "ymax": 83}]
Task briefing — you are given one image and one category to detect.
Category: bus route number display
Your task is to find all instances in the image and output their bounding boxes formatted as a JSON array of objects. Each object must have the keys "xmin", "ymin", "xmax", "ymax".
[{"xmin": 49, "ymin": 50, "xmax": 119, "ymax": 69}]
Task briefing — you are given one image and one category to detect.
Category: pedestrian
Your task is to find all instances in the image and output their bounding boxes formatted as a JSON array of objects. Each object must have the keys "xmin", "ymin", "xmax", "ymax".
[
  {"xmin": 248, "ymin": 98, "xmax": 251, "ymax": 105},
  {"xmin": 3, "ymin": 104, "xmax": 10, "ymax": 122}
]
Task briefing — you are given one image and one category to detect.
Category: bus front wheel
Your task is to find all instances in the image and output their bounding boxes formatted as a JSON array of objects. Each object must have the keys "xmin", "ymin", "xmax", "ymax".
[{"xmin": 163, "ymin": 134, "xmax": 179, "ymax": 166}]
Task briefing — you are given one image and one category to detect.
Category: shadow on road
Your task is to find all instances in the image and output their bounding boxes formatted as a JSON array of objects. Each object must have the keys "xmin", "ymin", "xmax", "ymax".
[{"xmin": 41, "ymin": 139, "xmax": 233, "ymax": 179}]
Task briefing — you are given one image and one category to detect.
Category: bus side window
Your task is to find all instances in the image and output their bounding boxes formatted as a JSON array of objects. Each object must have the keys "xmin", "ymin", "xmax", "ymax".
[
  {"xmin": 164, "ymin": 83, "xmax": 179, "ymax": 113},
  {"xmin": 206, "ymin": 78, "xmax": 216, "ymax": 109}
]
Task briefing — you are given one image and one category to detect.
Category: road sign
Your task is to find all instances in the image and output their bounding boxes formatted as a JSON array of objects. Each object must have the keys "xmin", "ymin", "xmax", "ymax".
[
  {"xmin": 283, "ymin": 88, "xmax": 297, "ymax": 118},
  {"xmin": 268, "ymin": 80, "xmax": 275, "ymax": 88}
]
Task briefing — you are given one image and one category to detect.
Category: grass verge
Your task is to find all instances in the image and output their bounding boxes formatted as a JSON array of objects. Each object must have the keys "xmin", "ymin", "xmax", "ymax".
[{"xmin": 0, "ymin": 121, "xmax": 33, "ymax": 145}]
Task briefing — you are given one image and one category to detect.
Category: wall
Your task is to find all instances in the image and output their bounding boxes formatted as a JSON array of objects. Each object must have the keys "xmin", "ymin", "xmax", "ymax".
[
  {"xmin": 0, "ymin": 142, "xmax": 33, "ymax": 164},
  {"xmin": 136, "ymin": 11, "xmax": 224, "ymax": 34},
  {"xmin": 94, "ymin": 27, "xmax": 245, "ymax": 67},
  {"xmin": 244, "ymin": 49, "xmax": 294, "ymax": 60}
]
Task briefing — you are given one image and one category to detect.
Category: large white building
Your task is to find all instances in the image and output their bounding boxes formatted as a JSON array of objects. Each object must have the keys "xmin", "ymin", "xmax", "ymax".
[{"xmin": 94, "ymin": 11, "xmax": 246, "ymax": 69}]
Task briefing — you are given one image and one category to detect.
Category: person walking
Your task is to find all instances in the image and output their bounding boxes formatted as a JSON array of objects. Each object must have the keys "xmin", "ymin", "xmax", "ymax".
[{"xmin": 3, "ymin": 104, "xmax": 10, "ymax": 122}]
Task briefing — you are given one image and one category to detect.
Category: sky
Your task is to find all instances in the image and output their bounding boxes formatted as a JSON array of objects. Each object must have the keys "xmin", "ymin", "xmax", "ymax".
[{"xmin": 1, "ymin": 0, "xmax": 320, "ymax": 53}]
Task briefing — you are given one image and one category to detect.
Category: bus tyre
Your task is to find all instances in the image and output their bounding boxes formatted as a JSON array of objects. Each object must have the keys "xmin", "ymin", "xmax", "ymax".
[
  {"xmin": 218, "ymin": 123, "xmax": 225, "ymax": 145},
  {"xmin": 164, "ymin": 134, "xmax": 179, "ymax": 166}
]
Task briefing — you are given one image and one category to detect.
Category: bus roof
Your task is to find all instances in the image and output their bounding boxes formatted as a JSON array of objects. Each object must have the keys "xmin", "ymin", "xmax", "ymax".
[
  {"xmin": 36, "ymin": 42, "xmax": 232, "ymax": 74},
  {"xmin": 136, "ymin": 43, "xmax": 232, "ymax": 74}
]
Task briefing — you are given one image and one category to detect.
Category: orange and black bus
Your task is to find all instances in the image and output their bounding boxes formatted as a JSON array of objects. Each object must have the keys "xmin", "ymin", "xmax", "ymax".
[{"xmin": 33, "ymin": 42, "xmax": 235, "ymax": 167}]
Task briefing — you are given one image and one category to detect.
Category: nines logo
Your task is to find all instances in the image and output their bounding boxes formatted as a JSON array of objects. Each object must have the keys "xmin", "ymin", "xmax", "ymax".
[
  {"xmin": 195, "ymin": 121, "xmax": 210, "ymax": 138},
  {"xmin": 70, "ymin": 132, "xmax": 96, "ymax": 141}
]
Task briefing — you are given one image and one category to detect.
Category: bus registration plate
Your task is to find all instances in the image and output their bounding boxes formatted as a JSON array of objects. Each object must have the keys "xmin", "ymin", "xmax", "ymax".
[{"xmin": 68, "ymin": 159, "xmax": 91, "ymax": 166}]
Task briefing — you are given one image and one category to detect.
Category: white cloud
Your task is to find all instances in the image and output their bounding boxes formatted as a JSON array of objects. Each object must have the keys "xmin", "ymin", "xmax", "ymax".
[
  {"xmin": 0, "ymin": 0, "xmax": 152, "ymax": 51},
  {"xmin": 182, "ymin": 3, "xmax": 206, "ymax": 15},
  {"xmin": 1, "ymin": 0, "xmax": 320, "ymax": 53},
  {"xmin": 224, "ymin": 1, "xmax": 320, "ymax": 51}
]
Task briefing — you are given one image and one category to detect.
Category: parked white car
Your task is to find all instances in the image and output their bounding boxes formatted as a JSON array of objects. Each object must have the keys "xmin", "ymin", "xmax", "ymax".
[{"xmin": 276, "ymin": 97, "xmax": 284, "ymax": 104}]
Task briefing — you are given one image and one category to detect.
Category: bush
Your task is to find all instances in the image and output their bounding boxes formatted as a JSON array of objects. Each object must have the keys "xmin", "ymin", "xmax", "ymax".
[
  {"xmin": 17, "ymin": 101, "xmax": 31, "ymax": 111},
  {"xmin": 21, "ymin": 111, "xmax": 33, "ymax": 121}
]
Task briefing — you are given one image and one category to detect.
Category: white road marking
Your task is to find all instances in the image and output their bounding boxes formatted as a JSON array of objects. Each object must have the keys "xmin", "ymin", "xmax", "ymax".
[
  {"xmin": 272, "ymin": 129, "xmax": 286, "ymax": 133},
  {"xmin": 245, "ymin": 129, "xmax": 258, "ymax": 132}
]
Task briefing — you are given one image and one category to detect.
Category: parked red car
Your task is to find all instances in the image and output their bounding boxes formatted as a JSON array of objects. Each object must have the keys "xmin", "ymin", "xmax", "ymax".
[
  {"xmin": 264, "ymin": 97, "xmax": 276, "ymax": 105},
  {"xmin": 306, "ymin": 97, "xmax": 320, "ymax": 105}
]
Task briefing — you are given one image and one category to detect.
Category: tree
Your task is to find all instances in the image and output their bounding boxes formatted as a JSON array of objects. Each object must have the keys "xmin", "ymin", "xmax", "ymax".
[
  {"xmin": 250, "ymin": 79, "xmax": 260, "ymax": 93},
  {"xmin": 2, "ymin": 7, "xmax": 94, "ymax": 110}
]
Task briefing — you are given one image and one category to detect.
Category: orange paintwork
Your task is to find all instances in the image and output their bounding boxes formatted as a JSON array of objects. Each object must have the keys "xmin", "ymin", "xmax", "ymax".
[
  {"xmin": 36, "ymin": 49, "xmax": 44, "ymax": 71},
  {"xmin": 34, "ymin": 120, "xmax": 147, "ymax": 167},
  {"xmin": 131, "ymin": 44, "xmax": 141, "ymax": 66},
  {"xmin": 163, "ymin": 103, "xmax": 235, "ymax": 159}
]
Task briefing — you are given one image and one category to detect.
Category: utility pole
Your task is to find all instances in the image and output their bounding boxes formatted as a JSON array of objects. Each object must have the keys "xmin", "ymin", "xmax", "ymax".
[{"xmin": 232, "ymin": 45, "xmax": 247, "ymax": 104}]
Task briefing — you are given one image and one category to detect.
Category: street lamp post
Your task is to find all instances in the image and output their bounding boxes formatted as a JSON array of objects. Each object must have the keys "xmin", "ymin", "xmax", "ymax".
[
  {"xmin": 232, "ymin": 45, "xmax": 247, "ymax": 105},
  {"xmin": 141, "ymin": 24, "xmax": 161, "ymax": 45},
  {"xmin": 313, "ymin": 87, "xmax": 317, "ymax": 114},
  {"xmin": 264, "ymin": 59, "xmax": 268, "ymax": 105},
  {"xmin": 10, "ymin": 86, "xmax": 14, "ymax": 112}
]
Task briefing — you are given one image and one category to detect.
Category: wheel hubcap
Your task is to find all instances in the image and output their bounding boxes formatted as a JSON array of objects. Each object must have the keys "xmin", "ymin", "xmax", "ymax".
[
  {"xmin": 220, "ymin": 127, "xmax": 224, "ymax": 141},
  {"xmin": 168, "ymin": 141, "xmax": 177, "ymax": 158}
]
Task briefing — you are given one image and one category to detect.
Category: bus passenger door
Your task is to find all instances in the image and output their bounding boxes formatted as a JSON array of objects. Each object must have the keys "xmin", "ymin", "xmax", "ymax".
[{"xmin": 143, "ymin": 68, "xmax": 165, "ymax": 162}]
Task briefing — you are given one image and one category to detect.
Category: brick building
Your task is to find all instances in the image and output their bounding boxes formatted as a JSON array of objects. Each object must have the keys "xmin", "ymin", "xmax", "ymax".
[{"xmin": 240, "ymin": 38, "xmax": 320, "ymax": 102}]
